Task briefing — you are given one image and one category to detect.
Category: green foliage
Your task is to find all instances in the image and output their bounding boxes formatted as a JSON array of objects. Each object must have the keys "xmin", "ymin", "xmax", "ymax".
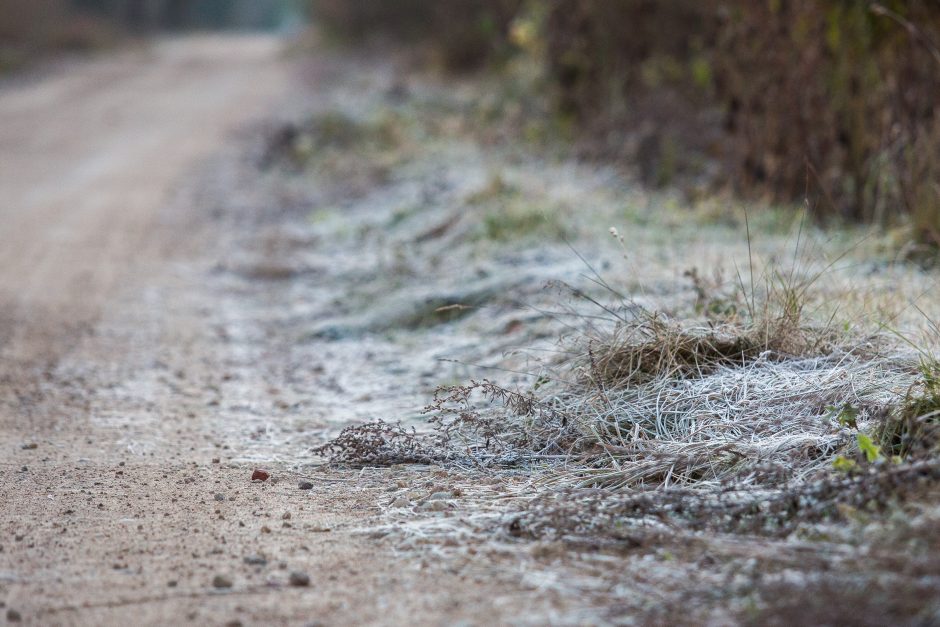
[
  {"xmin": 482, "ymin": 206, "xmax": 564, "ymax": 242},
  {"xmin": 827, "ymin": 404, "xmax": 859, "ymax": 430},
  {"xmin": 833, "ymin": 432, "xmax": 898, "ymax": 473},
  {"xmin": 832, "ymin": 455, "xmax": 857, "ymax": 473},
  {"xmin": 857, "ymin": 433, "xmax": 884, "ymax": 464},
  {"xmin": 465, "ymin": 175, "xmax": 568, "ymax": 242}
]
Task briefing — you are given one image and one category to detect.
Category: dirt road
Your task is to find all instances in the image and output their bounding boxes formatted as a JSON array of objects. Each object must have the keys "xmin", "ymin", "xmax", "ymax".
[
  {"xmin": 0, "ymin": 37, "xmax": 547, "ymax": 626},
  {"xmin": 12, "ymin": 33, "xmax": 935, "ymax": 627},
  {"xmin": 0, "ymin": 36, "xmax": 288, "ymax": 365}
]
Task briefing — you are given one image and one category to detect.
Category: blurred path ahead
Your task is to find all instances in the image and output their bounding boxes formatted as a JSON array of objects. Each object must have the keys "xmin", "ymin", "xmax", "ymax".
[{"xmin": 0, "ymin": 36, "xmax": 287, "ymax": 364}]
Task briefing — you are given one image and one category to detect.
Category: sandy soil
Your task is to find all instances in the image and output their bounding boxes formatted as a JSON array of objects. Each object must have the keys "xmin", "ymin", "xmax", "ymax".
[{"xmin": 0, "ymin": 36, "xmax": 549, "ymax": 626}]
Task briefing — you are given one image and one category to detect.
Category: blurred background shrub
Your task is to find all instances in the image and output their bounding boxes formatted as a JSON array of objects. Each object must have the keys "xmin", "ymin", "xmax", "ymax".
[
  {"xmin": 310, "ymin": 0, "xmax": 524, "ymax": 71},
  {"xmin": 545, "ymin": 1, "xmax": 940, "ymax": 244},
  {"xmin": 3, "ymin": 0, "xmax": 937, "ymax": 248},
  {"xmin": 311, "ymin": 0, "xmax": 938, "ymax": 248}
]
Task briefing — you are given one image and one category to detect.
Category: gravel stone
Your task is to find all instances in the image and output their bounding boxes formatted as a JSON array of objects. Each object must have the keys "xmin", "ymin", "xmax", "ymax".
[{"xmin": 212, "ymin": 574, "xmax": 233, "ymax": 589}]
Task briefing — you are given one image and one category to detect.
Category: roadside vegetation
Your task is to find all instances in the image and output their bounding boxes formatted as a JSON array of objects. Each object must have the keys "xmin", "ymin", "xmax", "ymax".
[
  {"xmin": 312, "ymin": 0, "xmax": 940, "ymax": 255},
  {"xmin": 294, "ymin": 1, "xmax": 940, "ymax": 620}
]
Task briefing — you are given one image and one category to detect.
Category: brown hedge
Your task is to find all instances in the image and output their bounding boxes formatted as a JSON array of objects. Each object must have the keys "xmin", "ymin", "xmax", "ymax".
[
  {"xmin": 310, "ymin": 0, "xmax": 524, "ymax": 72},
  {"xmin": 545, "ymin": 0, "xmax": 940, "ymax": 243}
]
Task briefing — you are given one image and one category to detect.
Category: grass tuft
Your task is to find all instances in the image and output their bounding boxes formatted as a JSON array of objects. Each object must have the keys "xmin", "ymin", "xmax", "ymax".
[
  {"xmin": 465, "ymin": 174, "xmax": 569, "ymax": 242},
  {"xmin": 878, "ymin": 359, "xmax": 940, "ymax": 460},
  {"xmin": 262, "ymin": 110, "xmax": 403, "ymax": 170}
]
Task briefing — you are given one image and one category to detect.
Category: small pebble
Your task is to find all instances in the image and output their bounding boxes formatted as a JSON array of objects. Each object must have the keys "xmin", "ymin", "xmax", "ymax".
[
  {"xmin": 289, "ymin": 571, "xmax": 310, "ymax": 587},
  {"xmin": 212, "ymin": 574, "xmax": 233, "ymax": 589},
  {"xmin": 282, "ymin": 512, "xmax": 291, "ymax": 520},
  {"xmin": 298, "ymin": 481, "xmax": 313, "ymax": 490},
  {"xmin": 251, "ymin": 469, "xmax": 270, "ymax": 481},
  {"xmin": 214, "ymin": 493, "xmax": 225, "ymax": 502},
  {"xmin": 20, "ymin": 443, "xmax": 37, "ymax": 450},
  {"xmin": 6, "ymin": 609, "xmax": 22, "ymax": 622},
  {"xmin": 244, "ymin": 555, "xmax": 267, "ymax": 566}
]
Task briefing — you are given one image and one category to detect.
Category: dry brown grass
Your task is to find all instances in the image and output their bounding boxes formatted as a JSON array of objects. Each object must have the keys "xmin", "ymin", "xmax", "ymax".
[
  {"xmin": 317, "ymin": 243, "xmax": 931, "ymax": 496},
  {"xmin": 312, "ymin": 420, "xmax": 445, "ymax": 466}
]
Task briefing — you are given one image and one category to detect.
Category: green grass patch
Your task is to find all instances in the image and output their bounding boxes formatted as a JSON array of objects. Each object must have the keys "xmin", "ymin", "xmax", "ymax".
[{"xmin": 466, "ymin": 174, "xmax": 569, "ymax": 242}]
